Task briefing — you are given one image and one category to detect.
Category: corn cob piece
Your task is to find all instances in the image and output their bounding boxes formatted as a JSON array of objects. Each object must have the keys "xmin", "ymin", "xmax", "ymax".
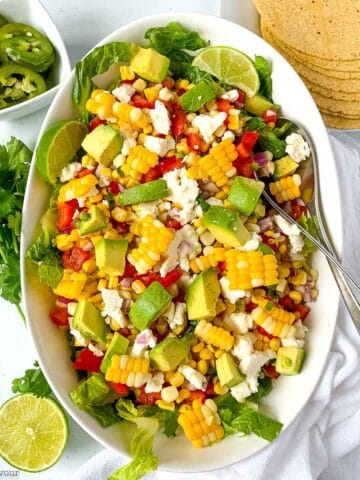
[
  {"xmin": 251, "ymin": 299, "xmax": 296, "ymax": 338},
  {"xmin": 119, "ymin": 66, "xmax": 135, "ymax": 81},
  {"xmin": 86, "ymin": 89, "xmax": 116, "ymax": 120},
  {"xmin": 198, "ymin": 138, "xmax": 237, "ymax": 187},
  {"xmin": 105, "ymin": 354, "xmax": 150, "ymax": 387},
  {"xmin": 53, "ymin": 271, "xmax": 87, "ymax": 299},
  {"xmin": 121, "ymin": 145, "xmax": 159, "ymax": 181},
  {"xmin": 112, "ymin": 103, "xmax": 151, "ymax": 130},
  {"xmin": 195, "ymin": 320, "xmax": 234, "ymax": 351},
  {"xmin": 185, "ymin": 152, "xmax": 204, "ymax": 180},
  {"xmin": 225, "ymin": 250, "xmax": 279, "ymax": 290},
  {"xmin": 128, "ymin": 214, "xmax": 174, "ymax": 273},
  {"xmin": 178, "ymin": 398, "xmax": 224, "ymax": 448},
  {"xmin": 190, "ymin": 248, "xmax": 227, "ymax": 273},
  {"xmin": 269, "ymin": 174, "xmax": 301, "ymax": 203},
  {"xmin": 58, "ymin": 174, "xmax": 98, "ymax": 204}
]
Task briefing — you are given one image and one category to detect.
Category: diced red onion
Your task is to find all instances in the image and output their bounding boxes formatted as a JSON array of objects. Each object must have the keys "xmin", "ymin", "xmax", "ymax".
[
  {"xmin": 57, "ymin": 296, "xmax": 72, "ymax": 304},
  {"xmin": 258, "ymin": 216, "xmax": 273, "ymax": 233},
  {"xmin": 304, "ymin": 285, "xmax": 312, "ymax": 303},
  {"xmin": 119, "ymin": 277, "xmax": 133, "ymax": 288},
  {"xmin": 253, "ymin": 152, "xmax": 269, "ymax": 168},
  {"xmin": 82, "ymin": 240, "xmax": 93, "ymax": 252}
]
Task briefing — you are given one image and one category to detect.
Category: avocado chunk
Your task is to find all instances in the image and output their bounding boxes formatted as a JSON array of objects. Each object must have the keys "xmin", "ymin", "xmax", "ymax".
[
  {"xmin": 228, "ymin": 176, "xmax": 264, "ymax": 217},
  {"xmin": 95, "ymin": 238, "xmax": 128, "ymax": 276},
  {"xmin": 100, "ymin": 332, "xmax": 129, "ymax": 374},
  {"xmin": 275, "ymin": 346, "xmax": 305, "ymax": 375},
  {"xmin": 274, "ymin": 155, "xmax": 299, "ymax": 179},
  {"xmin": 186, "ymin": 268, "xmax": 220, "ymax": 320},
  {"xmin": 118, "ymin": 179, "xmax": 169, "ymax": 205},
  {"xmin": 72, "ymin": 300, "xmax": 109, "ymax": 345},
  {"xmin": 130, "ymin": 46, "xmax": 170, "ymax": 83},
  {"xmin": 129, "ymin": 281, "xmax": 172, "ymax": 331},
  {"xmin": 82, "ymin": 125, "xmax": 123, "ymax": 166},
  {"xmin": 216, "ymin": 352, "xmax": 244, "ymax": 388},
  {"xmin": 203, "ymin": 206, "xmax": 251, "ymax": 248},
  {"xmin": 149, "ymin": 337, "xmax": 190, "ymax": 372},
  {"xmin": 79, "ymin": 205, "xmax": 107, "ymax": 236},
  {"xmin": 244, "ymin": 93, "xmax": 275, "ymax": 116},
  {"xmin": 179, "ymin": 80, "xmax": 216, "ymax": 112}
]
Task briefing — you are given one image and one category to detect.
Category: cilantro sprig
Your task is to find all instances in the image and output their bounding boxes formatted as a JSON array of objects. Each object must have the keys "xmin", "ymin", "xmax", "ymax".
[{"xmin": 12, "ymin": 361, "xmax": 52, "ymax": 398}]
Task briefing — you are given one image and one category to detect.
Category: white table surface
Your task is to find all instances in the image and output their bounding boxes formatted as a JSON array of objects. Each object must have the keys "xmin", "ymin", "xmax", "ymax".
[{"xmin": 0, "ymin": 1, "xmax": 359, "ymax": 479}]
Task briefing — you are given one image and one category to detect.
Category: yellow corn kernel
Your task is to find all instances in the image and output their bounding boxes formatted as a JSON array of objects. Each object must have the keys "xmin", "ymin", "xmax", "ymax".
[
  {"xmin": 82, "ymin": 154, "xmax": 97, "ymax": 168},
  {"xmin": 251, "ymin": 300, "xmax": 296, "ymax": 338},
  {"xmin": 269, "ymin": 174, "xmax": 301, "ymax": 203},
  {"xmin": 55, "ymin": 234, "xmax": 74, "ymax": 252},
  {"xmin": 198, "ymin": 138, "xmax": 237, "ymax": 187},
  {"xmin": 97, "ymin": 278, "xmax": 107, "ymax": 290},
  {"xmin": 195, "ymin": 320, "xmax": 234, "ymax": 351},
  {"xmin": 144, "ymin": 85, "xmax": 161, "ymax": 103},
  {"xmin": 278, "ymin": 264, "xmax": 291, "ymax": 278},
  {"xmin": 88, "ymin": 293, "xmax": 103, "ymax": 304},
  {"xmin": 111, "ymin": 207, "xmax": 128, "ymax": 222},
  {"xmin": 109, "ymin": 318, "xmax": 122, "ymax": 331},
  {"xmin": 176, "ymin": 78, "xmax": 189, "ymax": 89},
  {"xmin": 192, "ymin": 342, "xmax": 205, "ymax": 353},
  {"xmin": 82, "ymin": 259, "xmax": 97, "ymax": 274},
  {"xmin": 188, "ymin": 359, "xmax": 197, "ymax": 369},
  {"xmin": 199, "ymin": 348, "xmax": 213, "ymax": 361},
  {"xmin": 289, "ymin": 290, "xmax": 302, "ymax": 303},
  {"xmin": 228, "ymin": 113, "xmax": 240, "ymax": 130},
  {"xmin": 197, "ymin": 360, "xmax": 208, "ymax": 375},
  {"xmin": 105, "ymin": 355, "xmax": 150, "ymax": 387},
  {"xmin": 215, "ymin": 349, "xmax": 225, "ymax": 359},
  {"xmin": 169, "ymin": 372, "xmax": 185, "ymax": 388},
  {"xmin": 156, "ymin": 400, "xmax": 176, "ymax": 411},
  {"xmin": 87, "ymin": 193, "xmax": 103, "ymax": 204},
  {"xmin": 176, "ymin": 389, "xmax": 191, "ymax": 404},
  {"xmin": 133, "ymin": 78, "xmax": 147, "ymax": 92},
  {"xmin": 107, "ymin": 276, "xmax": 119, "ymax": 289},
  {"xmin": 289, "ymin": 271, "xmax": 307, "ymax": 286},
  {"xmin": 131, "ymin": 279, "xmax": 146, "ymax": 294},
  {"xmin": 121, "ymin": 145, "xmax": 159, "ymax": 180},
  {"xmin": 58, "ymin": 174, "xmax": 98, "ymax": 204},
  {"xmin": 213, "ymin": 379, "xmax": 227, "ymax": 395},
  {"xmin": 120, "ymin": 66, "xmax": 135, "ymax": 81},
  {"xmin": 269, "ymin": 338, "xmax": 281, "ymax": 351},
  {"xmin": 86, "ymin": 89, "xmax": 116, "ymax": 120}
]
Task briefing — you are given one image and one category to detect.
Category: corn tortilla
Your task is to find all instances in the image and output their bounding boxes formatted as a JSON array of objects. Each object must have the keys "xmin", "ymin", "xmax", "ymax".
[{"xmin": 322, "ymin": 113, "xmax": 360, "ymax": 129}]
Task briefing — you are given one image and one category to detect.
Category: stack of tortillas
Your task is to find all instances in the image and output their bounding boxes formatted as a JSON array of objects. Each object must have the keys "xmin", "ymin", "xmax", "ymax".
[{"xmin": 254, "ymin": 0, "xmax": 360, "ymax": 129}]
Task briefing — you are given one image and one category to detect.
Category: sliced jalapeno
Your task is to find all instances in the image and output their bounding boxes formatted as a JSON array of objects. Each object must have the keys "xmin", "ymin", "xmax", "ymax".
[
  {"xmin": 0, "ymin": 22, "xmax": 43, "ymax": 41},
  {"xmin": 0, "ymin": 35, "xmax": 55, "ymax": 72},
  {"xmin": 0, "ymin": 15, "xmax": 9, "ymax": 28},
  {"xmin": 0, "ymin": 63, "xmax": 46, "ymax": 109}
]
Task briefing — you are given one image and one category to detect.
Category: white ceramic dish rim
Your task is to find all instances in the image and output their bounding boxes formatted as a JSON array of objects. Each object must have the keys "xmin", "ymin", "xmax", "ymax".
[
  {"xmin": 0, "ymin": 0, "xmax": 71, "ymax": 119},
  {"xmin": 21, "ymin": 12, "xmax": 342, "ymax": 472}
]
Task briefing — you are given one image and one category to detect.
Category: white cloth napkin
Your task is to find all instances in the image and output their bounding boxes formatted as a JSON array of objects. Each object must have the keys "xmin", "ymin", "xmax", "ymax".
[{"xmin": 72, "ymin": 133, "xmax": 360, "ymax": 480}]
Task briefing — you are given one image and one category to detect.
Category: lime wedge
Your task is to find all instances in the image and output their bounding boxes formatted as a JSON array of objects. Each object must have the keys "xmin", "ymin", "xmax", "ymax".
[
  {"xmin": 0, "ymin": 394, "xmax": 68, "ymax": 472},
  {"xmin": 192, "ymin": 46, "xmax": 260, "ymax": 98},
  {"xmin": 36, "ymin": 119, "xmax": 88, "ymax": 184}
]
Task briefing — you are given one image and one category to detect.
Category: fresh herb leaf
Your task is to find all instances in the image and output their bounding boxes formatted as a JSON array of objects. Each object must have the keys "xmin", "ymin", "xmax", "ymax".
[
  {"xmin": 73, "ymin": 42, "xmax": 137, "ymax": 121},
  {"xmin": 85, "ymin": 404, "xmax": 121, "ymax": 428},
  {"xmin": 145, "ymin": 22, "xmax": 207, "ymax": 56},
  {"xmin": 245, "ymin": 118, "xmax": 286, "ymax": 159},
  {"xmin": 37, "ymin": 255, "xmax": 63, "ymax": 288},
  {"xmin": 12, "ymin": 361, "xmax": 52, "ymax": 398},
  {"xmin": 197, "ymin": 197, "xmax": 210, "ymax": 212},
  {"xmin": 254, "ymin": 55, "xmax": 273, "ymax": 102},
  {"xmin": 273, "ymin": 120, "xmax": 294, "ymax": 138},
  {"xmin": 215, "ymin": 393, "xmax": 282, "ymax": 441},
  {"xmin": 143, "ymin": 405, "xmax": 178, "ymax": 438}
]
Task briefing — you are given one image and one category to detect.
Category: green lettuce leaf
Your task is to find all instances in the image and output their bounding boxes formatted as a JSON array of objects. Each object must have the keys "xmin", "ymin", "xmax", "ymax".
[
  {"xmin": 73, "ymin": 42, "xmax": 137, "ymax": 121},
  {"xmin": 245, "ymin": 117, "xmax": 286, "ymax": 159},
  {"xmin": 215, "ymin": 393, "xmax": 282, "ymax": 441},
  {"xmin": 247, "ymin": 376, "xmax": 272, "ymax": 403},
  {"xmin": 299, "ymin": 214, "xmax": 318, "ymax": 254},
  {"xmin": 116, "ymin": 398, "xmax": 145, "ymax": 421},
  {"xmin": 108, "ymin": 417, "xmax": 159, "ymax": 480},
  {"xmin": 254, "ymin": 55, "xmax": 273, "ymax": 102},
  {"xmin": 144, "ymin": 405, "xmax": 178, "ymax": 438}
]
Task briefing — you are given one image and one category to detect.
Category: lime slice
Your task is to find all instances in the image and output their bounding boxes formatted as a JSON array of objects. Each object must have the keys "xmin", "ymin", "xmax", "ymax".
[
  {"xmin": 0, "ymin": 394, "xmax": 68, "ymax": 472},
  {"xmin": 36, "ymin": 119, "xmax": 88, "ymax": 184},
  {"xmin": 192, "ymin": 46, "xmax": 260, "ymax": 98}
]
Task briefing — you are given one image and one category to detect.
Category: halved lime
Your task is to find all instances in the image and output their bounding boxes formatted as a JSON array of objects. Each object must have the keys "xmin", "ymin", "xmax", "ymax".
[
  {"xmin": 192, "ymin": 46, "xmax": 260, "ymax": 98},
  {"xmin": 0, "ymin": 394, "xmax": 69, "ymax": 472},
  {"xmin": 36, "ymin": 119, "xmax": 88, "ymax": 184}
]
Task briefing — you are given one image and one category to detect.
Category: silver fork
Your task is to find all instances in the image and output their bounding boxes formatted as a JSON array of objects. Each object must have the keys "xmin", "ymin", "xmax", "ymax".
[{"xmin": 254, "ymin": 120, "xmax": 360, "ymax": 330}]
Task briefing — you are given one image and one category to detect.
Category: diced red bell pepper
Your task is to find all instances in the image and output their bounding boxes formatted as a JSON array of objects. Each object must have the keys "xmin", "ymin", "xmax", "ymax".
[
  {"xmin": 121, "ymin": 78, "xmax": 135, "ymax": 85},
  {"xmin": 245, "ymin": 301, "xmax": 258, "ymax": 313},
  {"xmin": 77, "ymin": 168, "xmax": 93, "ymax": 178},
  {"xmin": 177, "ymin": 87, "xmax": 187, "ymax": 96},
  {"xmin": 165, "ymin": 217, "xmax": 182, "ymax": 230},
  {"xmin": 205, "ymin": 381, "xmax": 216, "ymax": 397},
  {"xmin": 49, "ymin": 306, "xmax": 69, "ymax": 326},
  {"xmin": 108, "ymin": 180, "xmax": 123, "ymax": 195},
  {"xmin": 291, "ymin": 203, "xmax": 307, "ymax": 221},
  {"xmin": 136, "ymin": 385, "xmax": 162, "ymax": 405},
  {"xmin": 280, "ymin": 295, "xmax": 295, "ymax": 311},
  {"xmin": 108, "ymin": 382, "xmax": 130, "ymax": 396},
  {"xmin": 142, "ymin": 165, "xmax": 162, "ymax": 182},
  {"xmin": 159, "ymin": 156, "xmax": 183, "ymax": 175},
  {"xmin": 263, "ymin": 364, "xmax": 280, "ymax": 379},
  {"xmin": 233, "ymin": 157, "xmax": 254, "ymax": 178},
  {"xmin": 89, "ymin": 116, "xmax": 106, "ymax": 132},
  {"xmin": 73, "ymin": 347, "xmax": 103, "ymax": 372},
  {"xmin": 293, "ymin": 303, "xmax": 310, "ymax": 321},
  {"xmin": 261, "ymin": 109, "xmax": 277, "ymax": 124},
  {"xmin": 62, "ymin": 246, "xmax": 90, "ymax": 272},
  {"xmin": 171, "ymin": 109, "xmax": 187, "ymax": 138},
  {"xmin": 217, "ymin": 98, "xmax": 231, "ymax": 114},
  {"xmin": 261, "ymin": 233, "xmax": 278, "ymax": 251},
  {"xmin": 131, "ymin": 94, "xmax": 155, "ymax": 109},
  {"xmin": 187, "ymin": 133, "xmax": 203, "ymax": 153},
  {"xmin": 236, "ymin": 131, "xmax": 260, "ymax": 158},
  {"xmin": 66, "ymin": 199, "xmax": 79, "ymax": 209},
  {"xmin": 256, "ymin": 325, "xmax": 275, "ymax": 339},
  {"xmin": 136, "ymin": 272, "xmax": 159, "ymax": 287},
  {"xmin": 217, "ymin": 261, "xmax": 227, "ymax": 272},
  {"xmin": 159, "ymin": 268, "xmax": 183, "ymax": 288},
  {"xmin": 56, "ymin": 202, "xmax": 76, "ymax": 232},
  {"xmin": 186, "ymin": 390, "xmax": 206, "ymax": 404},
  {"xmin": 121, "ymin": 262, "xmax": 137, "ymax": 278}
]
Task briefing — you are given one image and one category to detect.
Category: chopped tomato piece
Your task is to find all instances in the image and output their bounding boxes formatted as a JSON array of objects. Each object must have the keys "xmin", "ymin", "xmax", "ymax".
[
  {"xmin": 142, "ymin": 165, "xmax": 162, "ymax": 182},
  {"xmin": 291, "ymin": 203, "xmax": 307, "ymax": 220},
  {"xmin": 177, "ymin": 87, "xmax": 187, "ymax": 96},
  {"xmin": 236, "ymin": 131, "xmax": 259, "ymax": 158},
  {"xmin": 49, "ymin": 307, "xmax": 69, "ymax": 326},
  {"xmin": 56, "ymin": 202, "xmax": 76, "ymax": 232},
  {"xmin": 66, "ymin": 199, "xmax": 79, "ymax": 209},
  {"xmin": 217, "ymin": 98, "xmax": 231, "ymax": 114},
  {"xmin": 162, "ymin": 78, "xmax": 174, "ymax": 89},
  {"xmin": 205, "ymin": 382, "xmax": 216, "ymax": 397},
  {"xmin": 217, "ymin": 261, "xmax": 227, "ymax": 272},
  {"xmin": 136, "ymin": 272, "xmax": 159, "ymax": 287},
  {"xmin": 293, "ymin": 303, "xmax": 310, "ymax": 321},
  {"xmin": 187, "ymin": 133, "xmax": 203, "ymax": 153},
  {"xmin": 245, "ymin": 301, "xmax": 258, "ymax": 313},
  {"xmin": 262, "ymin": 109, "xmax": 277, "ymax": 124},
  {"xmin": 131, "ymin": 94, "xmax": 154, "ymax": 109},
  {"xmin": 256, "ymin": 325, "xmax": 275, "ymax": 339},
  {"xmin": 233, "ymin": 157, "xmax": 254, "ymax": 178},
  {"xmin": 263, "ymin": 364, "xmax": 280, "ymax": 379},
  {"xmin": 159, "ymin": 156, "xmax": 183, "ymax": 175},
  {"xmin": 89, "ymin": 116, "xmax": 106, "ymax": 132},
  {"xmin": 62, "ymin": 246, "xmax": 90, "ymax": 271},
  {"xmin": 121, "ymin": 262, "xmax": 137, "ymax": 278},
  {"xmin": 77, "ymin": 168, "xmax": 93, "ymax": 178},
  {"xmin": 136, "ymin": 386, "xmax": 162, "ymax": 405},
  {"xmin": 108, "ymin": 180, "xmax": 123, "ymax": 195},
  {"xmin": 73, "ymin": 347, "xmax": 102, "ymax": 372},
  {"xmin": 159, "ymin": 268, "xmax": 183, "ymax": 288},
  {"xmin": 171, "ymin": 109, "xmax": 186, "ymax": 137},
  {"xmin": 108, "ymin": 382, "xmax": 130, "ymax": 396},
  {"xmin": 165, "ymin": 218, "xmax": 182, "ymax": 230},
  {"xmin": 186, "ymin": 390, "xmax": 206, "ymax": 404},
  {"xmin": 115, "ymin": 222, "xmax": 129, "ymax": 233},
  {"xmin": 280, "ymin": 295, "xmax": 295, "ymax": 311},
  {"xmin": 121, "ymin": 78, "xmax": 135, "ymax": 84}
]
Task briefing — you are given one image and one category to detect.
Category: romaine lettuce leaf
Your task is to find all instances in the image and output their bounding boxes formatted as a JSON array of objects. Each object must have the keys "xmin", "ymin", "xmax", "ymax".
[
  {"xmin": 299, "ymin": 214, "xmax": 318, "ymax": 254},
  {"xmin": 144, "ymin": 405, "xmax": 178, "ymax": 438},
  {"xmin": 245, "ymin": 117, "xmax": 286, "ymax": 159},
  {"xmin": 116, "ymin": 398, "xmax": 145, "ymax": 421}
]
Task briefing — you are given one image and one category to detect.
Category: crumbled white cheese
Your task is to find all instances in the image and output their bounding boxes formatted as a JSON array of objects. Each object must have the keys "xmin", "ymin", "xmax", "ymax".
[
  {"xmin": 191, "ymin": 112, "xmax": 227, "ymax": 143},
  {"xmin": 88, "ymin": 343, "xmax": 104, "ymax": 357},
  {"xmin": 238, "ymin": 233, "xmax": 261, "ymax": 252},
  {"xmin": 220, "ymin": 89, "xmax": 239, "ymax": 102},
  {"xmin": 131, "ymin": 329, "xmax": 157, "ymax": 357},
  {"xmin": 67, "ymin": 302, "xmax": 77, "ymax": 316},
  {"xmin": 230, "ymin": 375, "xmax": 259, "ymax": 402},
  {"xmin": 113, "ymin": 154, "xmax": 126, "ymax": 168},
  {"xmin": 285, "ymin": 133, "xmax": 310, "ymax": 163},
  {"xmin": 178, "ymin": 365, "xmax": 207, "ymax": 391},
  {"xmin": 99, "ymin": 175, "xmax": 110, "ymax": 188},
  {"xmin": 274, "ymin": 215, "xmax": 304, "ymax": 254},
  {"xmin": 159, "ymin": 87, "xmax": 175, "ymax": 102},
  {"xmin": 163, "ymin": 167, "xmax": 199, "ymax": 224},
  {"xmin": 219, "ymin": 277, "xmax": 247, "ymax": 304},
  {"xmin": 112, "ymin": 84, "xmax": 135, "ymax": 103},
  {"xmin": 149, "ymin": 100, "xmax": 171, "ymax": 134},
  {"xmin": 60, "ymin": 162, "xmax": 83, "ymax": 183},
  {"xmin": 160, "ymin": 225, "xmax": 200, "ymax": 276},
  {"xmin": 282, "ymin": 319, "xmax": 308, "ymax": 348},
  {"xmin": 163, "ymin": 302, "xmax": 187, "ymax": 330},
  {"xmin": 135, "ymin": 201, "xmax": 159, "ymax": 219},
  {"xmin": 144, "ymin": 135, "xmax": 175, "ymax": 157},
  {"xmin": 240, "ymin": 349, "xmax": 276, "ymax": 377},
  {"xmin": 70, "ymin": 329, "xmax": 89, "ymax": 347},
  {"xmin": 77, "ymin": 186, "xmax": 99, "ymax": 208},
  {"xmin": 224, "ymin": 312, "xmax": 253, "ymax": 335},
  {"xmin": 232, "ymin": 334, "xmax": 254, "ymax": 361},
  {"xmin": 222, "ymin": 130, "xmax": 236, "ymax": 142},
  {"xmin": 121, "ymin": 136, "xmax": 137, "ymax": 156},
  {"xmin": 145, "ymin": 372, "xmax": 164, "ymax": 393},
  {"xmin": 101, "ymin": 289, "xmax": 126, "ymax": 327}
]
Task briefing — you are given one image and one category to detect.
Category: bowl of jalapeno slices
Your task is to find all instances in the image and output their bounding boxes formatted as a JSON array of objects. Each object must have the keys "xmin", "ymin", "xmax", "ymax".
[{"xmin": 0, "ymin": 0, "xmax": 71, "ymax": 121}]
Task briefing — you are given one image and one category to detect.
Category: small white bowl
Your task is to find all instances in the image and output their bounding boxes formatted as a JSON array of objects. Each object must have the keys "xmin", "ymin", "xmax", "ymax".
[{"xmin": 0, "ymin": 0, "xmax": 71, "ymax": 121}]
